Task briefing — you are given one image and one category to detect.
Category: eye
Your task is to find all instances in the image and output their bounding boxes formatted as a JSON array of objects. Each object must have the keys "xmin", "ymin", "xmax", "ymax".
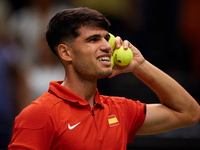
[
  {"xmin": 88, "ymin": 37, "xmax": 99, "ymax": 42},
  {"xmin": 90, "ymin": 38, "xmax": 98, "ymax": 42},
  {"xmin": 105, "ymin": 34, "xmax": 110, "ymax": 41},
  {"xmin": 105, "ymin": 37, "xmax": 110, "ymax": 42}
]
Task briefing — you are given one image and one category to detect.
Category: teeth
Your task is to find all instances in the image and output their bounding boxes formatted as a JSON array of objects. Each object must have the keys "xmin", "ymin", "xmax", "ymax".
[{"xmin": 99, "ymin": 57, "xmax": 110, "ymax": 61}]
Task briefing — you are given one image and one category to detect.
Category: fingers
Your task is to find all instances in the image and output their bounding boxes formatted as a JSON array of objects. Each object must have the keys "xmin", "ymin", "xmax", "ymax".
[
  {"xmin": 115, "ymin": 36, "xmax": 130, "ymax": 50},
  {"xmin": 115, "ymin": 36, "xmax": 123, "ymax": 48},
  {"xmin": 123, "ymin": 40, "xmax": 129, "ymax": 49}
]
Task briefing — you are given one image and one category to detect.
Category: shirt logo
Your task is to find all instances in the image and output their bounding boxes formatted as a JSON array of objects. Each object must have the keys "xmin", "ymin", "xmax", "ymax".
[
  {"xmin": 108, "ymin": 115, "xmax": 119, "ymax": 127},
  {"xmin": 68, "ymin": 122, "xmax": 81, "ymax": 130}
]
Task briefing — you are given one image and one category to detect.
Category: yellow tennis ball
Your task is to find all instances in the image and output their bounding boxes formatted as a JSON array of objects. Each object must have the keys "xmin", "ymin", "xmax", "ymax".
[
  {"xmin": 108, "ymin": 33, "xmax": 116, "ymax": 50},
  {"xmin": 108, "ymin": 33, "xmax": 116, "ymax": 68},
  {"xmin": 113, "ymin": 46, "xmax": 133, "ymax": 66},
  {"xmin": 111, "ymin": 55, "xmax": 115, "ymax": 68}
]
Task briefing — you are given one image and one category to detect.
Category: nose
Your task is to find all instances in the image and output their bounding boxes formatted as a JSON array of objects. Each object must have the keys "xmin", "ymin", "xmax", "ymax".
[{"xmin": 100, "ymin": 38, "xmax": 112, "ymax": 53}]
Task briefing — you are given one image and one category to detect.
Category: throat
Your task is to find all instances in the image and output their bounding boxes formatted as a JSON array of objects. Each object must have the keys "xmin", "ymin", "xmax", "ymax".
[{"xmin": 62, "ymin": 79, "xmax": 97, "ymax": 107}]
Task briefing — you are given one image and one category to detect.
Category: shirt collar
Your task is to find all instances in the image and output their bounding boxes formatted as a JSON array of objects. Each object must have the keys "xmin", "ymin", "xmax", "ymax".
[{"xmin": 48, "ymin": 81, "xmax": 104, "ymax": 108}]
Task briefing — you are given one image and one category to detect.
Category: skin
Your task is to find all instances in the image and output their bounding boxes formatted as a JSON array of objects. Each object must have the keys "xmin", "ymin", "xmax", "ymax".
[
  {"xmin": 58, "ymin": 26, "xmax": 112, "ymax": 107},
  {"xmin": 57, "ymin": 25, "xmax": 200, "ymax": 135}
]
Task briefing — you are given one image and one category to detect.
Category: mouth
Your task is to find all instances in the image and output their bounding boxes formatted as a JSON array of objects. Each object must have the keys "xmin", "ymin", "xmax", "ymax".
[
  {"xmin": 98, "ymin": 56, "xmax": 110, "ymax": 62},
  {"xmin": 97, "ymin": 55, "xmax": 111, "ymax": 66}
]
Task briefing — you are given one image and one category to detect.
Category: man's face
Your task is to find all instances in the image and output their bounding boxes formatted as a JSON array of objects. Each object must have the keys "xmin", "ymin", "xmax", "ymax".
[{"xmin": 70, "ymin": 26, "xmax": 113, "ymax": 81}]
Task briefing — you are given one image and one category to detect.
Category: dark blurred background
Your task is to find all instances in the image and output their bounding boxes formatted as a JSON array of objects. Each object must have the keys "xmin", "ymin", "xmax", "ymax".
[{"xmin": 0, "ymin": 0, "xmax": 199, "ymax": 149}]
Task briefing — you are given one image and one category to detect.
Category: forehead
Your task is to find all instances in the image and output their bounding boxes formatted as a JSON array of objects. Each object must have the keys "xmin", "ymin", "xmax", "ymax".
[{"xmin": 78, "ymin": 26, "xmax": 108, "ymax": 38}]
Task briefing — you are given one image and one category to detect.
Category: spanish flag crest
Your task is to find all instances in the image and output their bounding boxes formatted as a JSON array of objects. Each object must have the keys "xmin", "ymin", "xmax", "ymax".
[{"xmin": 108, "ymin": 115, "xmax": 119, "ymax": 127}]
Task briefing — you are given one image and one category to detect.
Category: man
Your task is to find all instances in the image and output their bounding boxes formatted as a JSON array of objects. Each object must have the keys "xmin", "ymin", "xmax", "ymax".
[{"xmin": 8, "ymin": 7, "xmax": 200, "ymax": 149}]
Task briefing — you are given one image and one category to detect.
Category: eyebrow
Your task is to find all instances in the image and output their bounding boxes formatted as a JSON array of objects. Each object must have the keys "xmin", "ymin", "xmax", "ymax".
[
  {"xmin": 85, "ymin": 34, "xmax": 101, "ymax": 41},
  {"xmin": 84, "ymin": 33, "xmax": 110, "ymax": 41}
]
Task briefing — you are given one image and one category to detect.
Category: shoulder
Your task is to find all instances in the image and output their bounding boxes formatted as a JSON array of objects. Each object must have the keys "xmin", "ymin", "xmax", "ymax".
[
  {"xmin": 100, "ymin": 95, "xmax": 146, "ymax": 113},
  {"xmin": 100, "ymin": 95, "xmax": 144, "ymax": 107},
  {"xmin": 100, "ymin": 95, "xmax": 127, "ymax": 102},
  {"xmin": 14, "ymin": 92, "xmax": 63, "ymax": 129}
]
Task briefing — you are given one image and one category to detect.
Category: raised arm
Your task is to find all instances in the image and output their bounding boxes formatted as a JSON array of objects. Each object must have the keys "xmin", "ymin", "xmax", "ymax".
[
  {"xmin": 134, "ymin": 60, "xmax": 200, "ymax": 135},
  {"xmin": 110, "ymin": 36, "xmax": 200, "ymax": 135}
]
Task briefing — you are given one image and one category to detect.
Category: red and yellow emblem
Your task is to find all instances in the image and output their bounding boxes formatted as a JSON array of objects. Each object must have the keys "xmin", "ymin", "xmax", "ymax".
[{"xmin": 108, "ymin": 115, "xmax": 119, "ymax": 127}]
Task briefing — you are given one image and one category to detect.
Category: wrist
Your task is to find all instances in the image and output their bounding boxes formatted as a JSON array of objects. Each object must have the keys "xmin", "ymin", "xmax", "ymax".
[{"xmin": 132, "ymin": 59, "xmax": 148, "ymax": 75}]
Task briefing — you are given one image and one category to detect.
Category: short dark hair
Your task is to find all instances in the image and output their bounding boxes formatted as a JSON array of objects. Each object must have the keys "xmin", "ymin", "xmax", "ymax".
[{"xmin": 45, "ymin": 7, "xmax": 111, "ymax": 56}]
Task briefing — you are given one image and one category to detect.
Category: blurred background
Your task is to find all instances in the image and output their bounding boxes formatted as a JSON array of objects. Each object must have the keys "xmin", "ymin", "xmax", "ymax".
[{"xmin": 0, "ymin": 0, "xmax": 199, "ymax": 149}]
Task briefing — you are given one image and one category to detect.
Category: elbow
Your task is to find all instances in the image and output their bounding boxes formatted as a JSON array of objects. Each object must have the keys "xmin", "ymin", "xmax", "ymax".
[
  {"xmin": 185, "ymin": 102, "xmax": 200, "ymax": 126},
  {"xmin": 192, "ymin": 106, "xmax": 200, "ymax": 124},
  {"xmin": 181, "ymin": 116, "xmax": 199, "ymax": 128},
  {"xmin": 189, "ymin": 115, "xmax": 200, "ymax": 126},
  {"xmin": 194, "ymin": 110, "xmax": 200, "ymax": 124},
  {"xmin": 185, "ymin": 108, "xmax": 200, "ymax": 126}
]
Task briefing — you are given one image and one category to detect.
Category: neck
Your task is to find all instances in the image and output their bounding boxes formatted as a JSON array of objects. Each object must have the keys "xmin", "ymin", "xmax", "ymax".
[{"xmin": 62, "ymin": 75, "xmax": 97, "ymax": 108}]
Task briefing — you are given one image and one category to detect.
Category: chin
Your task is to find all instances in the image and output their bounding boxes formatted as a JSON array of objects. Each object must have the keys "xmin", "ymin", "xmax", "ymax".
[{"xmin": 98, "ymin": 70, "xmax": 113, "ymax": 79}]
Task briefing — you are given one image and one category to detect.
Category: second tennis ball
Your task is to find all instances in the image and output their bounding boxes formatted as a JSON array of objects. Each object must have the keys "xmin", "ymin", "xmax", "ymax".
[
  {"xmin": 108, "ymin": 33, "xmax": 116, "ymax": 50},
  {"xmin": 113, "ymin": 46, "xmax": 133, "ymax": 66}
]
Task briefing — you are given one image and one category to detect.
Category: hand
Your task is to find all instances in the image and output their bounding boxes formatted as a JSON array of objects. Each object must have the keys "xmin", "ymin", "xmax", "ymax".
[{"xmin": 109, "ymin": 36, "xmax": 145, "ymax": 78}]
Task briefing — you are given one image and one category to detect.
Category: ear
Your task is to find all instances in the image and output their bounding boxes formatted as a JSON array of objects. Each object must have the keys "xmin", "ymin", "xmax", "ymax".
[{"xmin": 57, "ymin": 44, "xmax": 72, "ymax": 62}]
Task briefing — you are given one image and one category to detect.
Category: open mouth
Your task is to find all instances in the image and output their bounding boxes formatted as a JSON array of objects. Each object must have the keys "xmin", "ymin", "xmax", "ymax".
[{"xmin": 98, "ymin": 57, "xmax": 110, "ymax": 62}]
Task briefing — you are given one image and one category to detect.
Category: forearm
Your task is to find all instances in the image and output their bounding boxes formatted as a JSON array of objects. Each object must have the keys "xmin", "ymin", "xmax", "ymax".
[{"xmin": 133, "ymin": 60, "xmax": 200, "ymax": 123}]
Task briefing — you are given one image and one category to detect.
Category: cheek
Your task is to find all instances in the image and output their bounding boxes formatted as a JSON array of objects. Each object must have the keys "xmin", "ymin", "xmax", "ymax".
[
  {"xmin": 73, "ymin": 53, "xmax": 96, "ymax": 73},
  {"xmin": 74, "ymin": 52, "xmax": 91, "ymax": 66}
]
